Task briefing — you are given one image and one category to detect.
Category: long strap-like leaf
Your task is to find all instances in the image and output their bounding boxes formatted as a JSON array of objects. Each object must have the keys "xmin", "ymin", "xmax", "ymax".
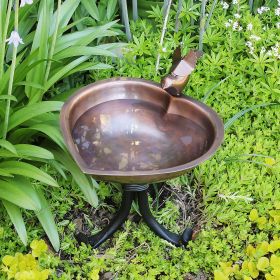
[
  {"xmin": 0, "ymin": 176, "xmax": 41, "ymax": 210},
  {"xmin": 224, "ymin": 103, "xmax": 279, "ymax": 130},
  {"xmin": 2, "ymin": 200, "xmax": 28, "ymax": 245},
  {"xmin": 35, "ymin": 188, "xmax": 60, "ymax": 252}
]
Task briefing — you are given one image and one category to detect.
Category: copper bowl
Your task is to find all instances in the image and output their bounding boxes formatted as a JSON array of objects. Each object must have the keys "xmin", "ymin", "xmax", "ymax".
[
  {"xmin": 60, "ymin": 51, "xmax": 224, "ymax": 248},
  {"xmin": 60, "ymin": 75, "xmax": 224, "ymax": 184}
]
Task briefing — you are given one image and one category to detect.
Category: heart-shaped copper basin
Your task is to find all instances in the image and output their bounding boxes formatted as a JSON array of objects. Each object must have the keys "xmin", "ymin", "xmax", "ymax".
[{"xmin": 60, "ymin": 78, "xmax": 224, "ymax": 184}]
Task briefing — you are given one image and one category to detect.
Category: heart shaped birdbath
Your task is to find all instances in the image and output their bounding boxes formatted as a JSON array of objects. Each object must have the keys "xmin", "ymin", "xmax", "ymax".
[{"xmin": 60, "ymin": 50, "xmax": 224, "ymax": 248}]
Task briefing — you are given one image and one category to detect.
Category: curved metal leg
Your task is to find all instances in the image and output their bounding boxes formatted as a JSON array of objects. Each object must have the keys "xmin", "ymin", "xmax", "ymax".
[
  {"xmin": 138, "ymin": 190, "xmax": 193, "ymax": 246},
  {"xmin": 76, "ymin": 190, "xmax": 134, "ymax": 248}
]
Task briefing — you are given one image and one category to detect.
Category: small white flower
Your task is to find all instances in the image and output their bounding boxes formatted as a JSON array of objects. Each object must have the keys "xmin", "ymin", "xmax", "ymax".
[
  {"xmin": 222, "ymin": 2, "xmax": 229, "ymax": 9},
  {"xmin": 250, "ymin": 34, "xmax": 261, "ymax": 41},
  {"xmin": 6, "ymin": 31, "xmax": 24, "ymax": 48},
  {"xmin": 260, "ymin": 47, "xmax": 266, "ymax": 54},
  {"xmin": 238, "ymin": 26, "xmax": 243, "ymax": 31},
  {"xmin": 225, "ymin": 21, "xmax": 231, "ymax": 27},
  {"xmin": 257, "ymin": 6, "xmax": 270, "ymax": 14},
  {"xmin": 232, "ymin": 21, "xmax": 239, "ymax": 30},
  {"xmin": 247, "ymin": 23, "xmax": 253, "ymax": 30},
  {"xmin": 234, "ymin": 13, "xmax": 241, "ymax": 18},
  {"xmin": 245, "ymin": 40, "xmax": 254, "ymax": 55},
  {"xmin": 20, "ymin": 0, "xmax": 33, "ymax": 7},
  {"xmin": 245, "ymin": 41, "xmax": 253, "ymax": 47},
  {"xmin": 275, "ymin": 8, "xmax": 280, "ymax": 16},
  {"xmin": 228, "ymin": 19, "xmax": 233, "ymax": 23},
  {"xmin": 276, "ymin": 22, "xmax": 280, "ymax": 29},
  {"xmin": 270, "ymin": 44, "xmax": 280, "ymax": 59},
  {"xmin": 233, "ymin": 0, "xmax": 238, "ymax": 4},
  {"xmin": 162, "ymin": 47, "xmax": 167, "ymax": 52}
]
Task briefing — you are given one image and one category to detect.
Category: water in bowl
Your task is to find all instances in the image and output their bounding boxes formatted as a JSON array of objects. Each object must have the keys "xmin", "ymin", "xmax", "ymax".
[{"xmin": 72, "ymin": 99, "xmax": 209, "ymax": 172}]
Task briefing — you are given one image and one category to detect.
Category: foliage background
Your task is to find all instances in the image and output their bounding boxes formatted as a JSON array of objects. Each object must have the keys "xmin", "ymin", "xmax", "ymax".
[{"xmin": 0, "ymin": 0, "xmax": 280, "ymax": 279}]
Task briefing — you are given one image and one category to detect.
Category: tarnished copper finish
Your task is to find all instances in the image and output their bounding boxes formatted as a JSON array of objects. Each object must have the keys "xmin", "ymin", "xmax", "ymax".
[
  {"xmin": 60, "ymin": 57, "xmax": 224, "ymax": 184},
  {"xmin": 60, "ymin": 50, "xmax": 224, "ymax": 248},
  {"xmin": 161, "ymin": 49, "xmax": 203, "ymax": 97}
]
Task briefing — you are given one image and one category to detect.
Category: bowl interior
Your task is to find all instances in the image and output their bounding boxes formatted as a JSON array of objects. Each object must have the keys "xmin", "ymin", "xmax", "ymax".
[{"xmin": 63, "ymin": 79, "xmax": 219, "ymax": 174}]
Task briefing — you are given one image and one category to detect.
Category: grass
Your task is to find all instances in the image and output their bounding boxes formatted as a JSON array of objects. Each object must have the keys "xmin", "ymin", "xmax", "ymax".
[{"xmin": 0, "ymin": 0, "xmax": 280, "ymax": 279}]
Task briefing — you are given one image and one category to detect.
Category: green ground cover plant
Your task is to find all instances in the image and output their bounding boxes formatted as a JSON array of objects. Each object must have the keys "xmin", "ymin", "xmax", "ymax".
[
  {"xmin": 1, "ymin": 0, "xmax": 280, "ymax": 279},
  {"xmin": 0, "ymin": 0, "xmax": 123, "ymax": 251}
]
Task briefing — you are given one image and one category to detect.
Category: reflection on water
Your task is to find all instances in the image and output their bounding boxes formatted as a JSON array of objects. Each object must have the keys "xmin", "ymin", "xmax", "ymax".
[{"xmin": 72, "ymin": 99, "xmax": 209, "ymax": 171}]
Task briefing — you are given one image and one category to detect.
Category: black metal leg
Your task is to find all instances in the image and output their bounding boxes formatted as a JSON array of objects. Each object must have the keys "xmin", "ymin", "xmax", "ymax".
[
  {"xmin": 76, "ymin": 184, "xmax": 192, "ymax": 248},
  {"xmin": 76, "ymin": 190, "xmax": 134, "ymax": 248},
  {"xmin": 138, "ymin": 190, "xmax": 193, "ymax": 246}
]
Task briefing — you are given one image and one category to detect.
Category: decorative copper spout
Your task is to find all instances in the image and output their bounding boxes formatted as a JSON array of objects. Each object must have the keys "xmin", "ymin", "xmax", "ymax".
[{"xmin": 161, "ymin": 48, "xmax": 203, "ymax": 97}]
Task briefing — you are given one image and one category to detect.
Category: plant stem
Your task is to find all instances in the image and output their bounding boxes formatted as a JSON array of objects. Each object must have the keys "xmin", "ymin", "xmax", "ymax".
[
  {"xmin": 198, "ymin": 0, "xmax": 207, "ymax": 51},
  {"xmin": 2, "ymin": 0, "xmax": 19, "ymax": 139},
  {"xmin": 132, "ymin": 0, "xmax": 138, "ymax": 21},
  {"xmin": 45, "ymin": 0, "xmax": 61, "ymax": 84},
  {"xmin": 190, "ymin": 0, "xmax": 195, "ymax": 26},
  {"xmin": 204, "ymin": 0, "xmax": 218, "ymax": 30},
  {"xmin": 249, "ymin": 0, "xmax": 254, "ymax": 12},
  {"xmin": 120, "ymin": 0, "xmax": 131, "ymax": 41},
  {"xmin": 0, "ymin": 0, "xmax": 13, "ymax": 80},
  {"xmin": 155, "ymin": 0, "xmax": 172, "ymax": 74},
  {"xmin": 163, "ymin": 0, "xmax": 169, "ymax": 17},
  {"xmin": 175, "ymin": 0, "xmax": 183, "ymax": 32}
]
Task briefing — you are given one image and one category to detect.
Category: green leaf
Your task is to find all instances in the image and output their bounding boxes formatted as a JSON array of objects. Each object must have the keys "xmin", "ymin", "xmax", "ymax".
[
  {"xmin": 257, "ymin": 216, "xmax": 267, "ymax": 230},
  {"xmin": 270, "ymin": 255, "xmax": 280, "ymax": 270},
  {"xmin": 0, "ymin": 176, "xmax": 41, "ymax": 210},
  {"xmin": 25, "ymin": 0, "xmax": 53, "ymax": 101},
  {"xmin": 54, "ymin": 21, "xmax": 118, "ymax": 53},
  {"xmin": 248, "ymin": 261, "xmax": 259, "ymax": 278},
  {"xmin": 256, "ymin": 241, "xmax": 269, "ymax": 258},
  {"xmin": 0, "ymin": 139, "xmax": 18, "ymax": 155},
  {"xmin": 224, "ymin": 103, "xmax": 279, "ymax": 130},
  {"xmin": 257, "ymin": 257, "xmax": 270, "ymax": 271},
  {"xmin": 53, "ymin": 46, "xmax": 117, "ymax": 60},
  {"xmin": 50, "ymin": 160, "xmax": 67, "ymax": 180},
  {"xmin": 2, "ymin": 200, "xmax": 28, "ymax": 245},
  {"xmin": 7, "ymin": 128, "xmax": 38, "ymax": 146},
  {"xmin": 0, "ymin": 161, "xmax": 59, "ymax": 187},
  {"xmin": 202, "ymin": 77, "xmax": 229, "ymax": 102},
  {"xmin": 14, "ymin": 81, "xmax": 46, "ymax": 91},
  {"xmin": 269, "ymin": 241, "xmax": 280, "ymax": 253},
  {"xmin": 15, "ymin": 144, "xmax": 54, "ymax": 160},
  {"xmin": 107, "ymin": 0, "xmax": 118, "ymax": 20},
  {"xmin": 45, "ymin": 56, "xmax": 89, "ymax": 91},
  {"xmin": 249, "ymin": 209, "xmax": 258, "ymax": 221},
  {"xmin": 214, "ymin": 270, "xmax": 228, "ymax": 280},
  {"xmin": 7, "ymin": 101, "xmax": 63, "ymax": 131},
  {"xmin": 66, "ymin": 63, "xmax": 113, "ymax": 76},
  {"xmin": 52, "ymin": 149, "xmax": 98, "ymax": 207},
  {"xmin": 29, "ymin": 123, "xmax": 66, "ymax": 150},
  {"xmin": 0, "ymin": 95, "xmax": 17, "ymax": 101},
  {"xmin": 81, "ymin": 0, "xmax": 100, "ymax": 21},
  {"xmin": 0, "ymin": 168, "xmax": 13, "ymax": 177},
  {"xmin": 35, "ymin": 188, "xmax": 60, "ymax": 251},
  {"xmin": 8, "ymin": 122, "xmax": 66, "ymax": 151},
  {"xmin": 51, "ymin": 0, "xmax": 81, "ymax": 34}
]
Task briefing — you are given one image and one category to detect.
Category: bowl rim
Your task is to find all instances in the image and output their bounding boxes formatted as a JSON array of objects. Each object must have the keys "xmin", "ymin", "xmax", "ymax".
[{"xmin": 60, "ymin": 77, "xmax": 224, "ymax": 178}]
